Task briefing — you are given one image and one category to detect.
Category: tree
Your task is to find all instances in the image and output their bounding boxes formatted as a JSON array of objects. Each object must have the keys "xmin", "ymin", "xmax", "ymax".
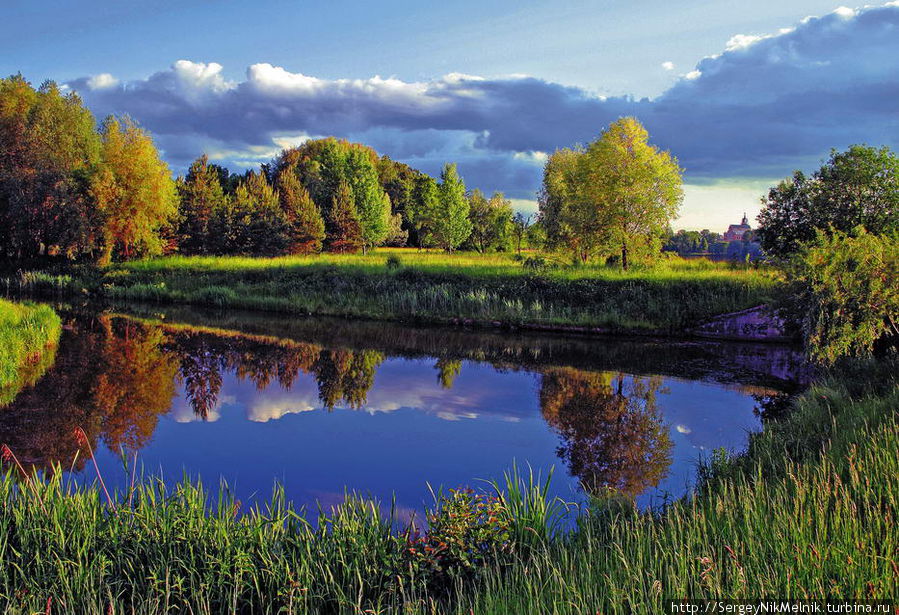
[
  {"xmin": 327, "ymin": 180, "xmax": 363, "ymax": 253},
  {"xmin": 93, "ymin": 116, "xmax": 177, "ymax": 262},
  {"xmin": 539, "ymin": 118, "xmax": 683, "ymax": 268},
  {"xmin": 409, "ymin": 175, "xmax": 439, "ymax": 249},
  {"xmin": 176, "ymin": 154, "xmax": 228, "ymax": 255},
  {"xmin": 785, "ymin": 228, "xmax": 898, "ymax": 364},
  {"xmin": 539, "ymin": 147, "xmax": 592, "ymax": 262},
  {"xmin": 231, "ymin": 170, "xmax": 289, "ymax": 255},
  {"xmin": 0, "ymin": 77, "xmax": 102, "ymax": 259},
  {"xmin": 277, "ymin": 168, "xmax": 325, "ymax": 254},
  {"xmin": 758, "ymin": 145, "xmax": 899, "ymax": 259},
  {"xmin": 512, "ymin": 212, "xmax": 532, "ymax": 255},
  {"xmin": 578, "ymin": 117, "xmax": 683, "ymax": 269},
  {"xmin": 432, "ymin": 163, "xmax": 472, "ymax": 252},
  {"xmin": 467, "ymin": 190, "xmax": 513, "ymax": 253}
]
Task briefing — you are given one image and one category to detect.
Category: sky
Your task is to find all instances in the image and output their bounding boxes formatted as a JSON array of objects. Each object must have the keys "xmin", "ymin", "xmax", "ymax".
[{"xmin": 3, "ymin": 0, "xmax": 897, "ymax": 231}]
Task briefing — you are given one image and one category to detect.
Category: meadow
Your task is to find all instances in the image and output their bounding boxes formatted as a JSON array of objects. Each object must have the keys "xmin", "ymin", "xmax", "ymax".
[
  {"xmin": 0, "ymin": 299, "xmax": 61, "ymax": 406},
  {"xmin": 10, "ymin": 249, "xmax": 781, "ymax": 333},
  {"xmin": 0, "ymin": 358, "xmax": 894, "ymax": 613}
]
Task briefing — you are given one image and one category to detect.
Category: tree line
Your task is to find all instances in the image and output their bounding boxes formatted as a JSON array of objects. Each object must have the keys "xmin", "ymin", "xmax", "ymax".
[{"xmin": 0, "ymin": 75, "xmax": 539, "ymax": 263}]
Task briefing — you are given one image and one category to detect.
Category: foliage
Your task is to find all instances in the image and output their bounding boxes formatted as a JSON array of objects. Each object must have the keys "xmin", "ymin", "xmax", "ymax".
[
  {"xmin": 758, "ymin": 145, "xmax": 899, "ymax": 258},
  {"xmin": 466, "ymin": 190, "xmax": 513, "ymax": 253},
  {"xmin": 93, "ymin": 116, "xmax": 178, "ymax": 262},
  {"xmin": 405, "ymin": 488, "xmax": 512, "ymax": 592},
  {"xmin": 277, "ymin": 168, "xmax": 326, "ymax": 255},
  {"xmin": 432, "ymin": 164, "xmax": 472, "ymax": 252},
  {"xmin": 785, "ymin": 228, "xmax": 898, "ymax": 364},
  {"xmin": 0, "ymin": 76, "xmax": 101, "ymax": 259},
  {"xmin": 327, "ymin": 180, "xmax": 363, "ymax": 253},
  {"xmin": 540, "ymin": 118, "xmax": 683, "ymax": 268},
  {"xmin": 176, "ymin": 154, "xmax": 230, "ymax": 255}
]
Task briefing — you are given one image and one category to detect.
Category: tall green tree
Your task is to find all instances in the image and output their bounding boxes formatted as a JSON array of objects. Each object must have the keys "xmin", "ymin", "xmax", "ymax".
[
  {"xmin": 93, "ymin": 116, "xmax": 177, "ymax": 262},
  {"xmin": 467, "ymin": 189, "xmax": 513, "ymax": 252},
  {"xmin": 540, "ymin": 118, "xmax": 683, "ymax": 268},
  {"xmin": 176, "ymin": 154, "xmax": 228, "ymax": 255},
  {"xmin": 327, "ymin": 180, "xmax": 362, "ymax": 253},
  {"xmin": 758, "ymin": 145, "xmax": 899, "ymax": 259},
  {"xmin": 432, "ymin": 163, "xmax": 472, "ymax": 252},
  {"xmin": 277, "ymin": 168, "xmax": 325, "ymax": 254},
  {"xmin": 579, "ymin": 117, "xmax": 683, "ymax": 269},
  {"xmin": 230, "ymin": 171, "xmax": 288, "ymax": 256},
  {"xmin": 408, "ymin": 175, "xmax": 439, "ymax": 249}
]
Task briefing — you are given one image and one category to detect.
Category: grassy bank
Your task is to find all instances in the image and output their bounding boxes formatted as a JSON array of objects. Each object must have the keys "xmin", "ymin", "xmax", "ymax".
[
  {"xmin": 8, "ymin": 249, "xmax": 780, "ymax": 333},
  {"xmin": 0, "ymin": 299, "xmax": 61, "ymax": 406},
  {"xmin": 0, "ymin": 358, "xmax": 894, "ymax": 613}
]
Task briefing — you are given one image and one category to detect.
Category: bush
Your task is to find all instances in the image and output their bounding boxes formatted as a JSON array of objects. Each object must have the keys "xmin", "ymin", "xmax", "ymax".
[
  {"xmin": 785, "ymin": 228, "xmax": 898, "ymax": 364},
  {"xmin": 385, "ymin": 254, "xmax": 403, "ymax": 270},
  {"xmin": 404, "ymin": 488, "xmax": 511, "ymax": 592}
]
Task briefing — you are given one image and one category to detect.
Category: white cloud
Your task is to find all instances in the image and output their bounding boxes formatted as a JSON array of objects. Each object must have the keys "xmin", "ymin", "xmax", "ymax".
[
  {"xmin": 684, "ymin": 70, "xmax": 702, "ymax": 80},
  {"xmin": 86, "ymin": 73, "xmax": 118, "ymax": 90},
  {"xmin": 661, "ymin": 61, "xmax": 675, "ymax": 71},
  {"xmin": 724, "ymin": 34, "xmax": 764, "ymax": 51}
]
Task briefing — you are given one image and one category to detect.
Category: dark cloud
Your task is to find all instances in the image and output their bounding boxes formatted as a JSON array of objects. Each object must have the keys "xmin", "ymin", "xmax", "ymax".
[{"xmin": 67, "ymin": 3, "xmax": 899, "ymax": 197}]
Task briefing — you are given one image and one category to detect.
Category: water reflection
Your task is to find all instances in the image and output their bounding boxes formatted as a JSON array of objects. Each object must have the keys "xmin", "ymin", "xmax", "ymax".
[
  {"xmin": 0, "ymin": 309, "xmax": 805, "ymax": 508},
  {"xmin": 540, "ymin": 369, "xmax": 672, "ymax": 497}
]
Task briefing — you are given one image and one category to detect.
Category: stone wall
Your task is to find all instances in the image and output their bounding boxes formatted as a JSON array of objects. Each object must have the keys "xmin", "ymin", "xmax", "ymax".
[{"xmin": 688, "ymin": 305, "xmax": 795, "ymax": 343}]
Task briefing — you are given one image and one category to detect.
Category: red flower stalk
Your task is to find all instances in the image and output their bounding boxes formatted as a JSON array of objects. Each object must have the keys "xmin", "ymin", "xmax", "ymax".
[
  {"xmin": 1, "ymin": 444, "xmax": 48, "ymax": 515},
  {"xmin": 73, "ymin": 427, "xmax": 115, "ymax": 510}
]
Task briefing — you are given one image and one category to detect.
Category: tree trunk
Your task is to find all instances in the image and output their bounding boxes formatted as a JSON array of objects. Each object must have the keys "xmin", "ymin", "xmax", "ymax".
[{"xmin": 621, "ymin": 243, "xmax": 628, "ymax": 271}]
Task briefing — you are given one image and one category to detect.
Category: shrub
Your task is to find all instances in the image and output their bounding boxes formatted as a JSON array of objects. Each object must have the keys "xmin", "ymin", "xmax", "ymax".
[
  {"xmin": 386, "ymin": 254, "xmax": 403, "ymax": 270},
  {"xmin": 404, "ymin": 488, "xmax": 512, "ymax": 591},
  {"xmin": 785, "ymin": 228, "xmax": 898, "ymax": 364}
]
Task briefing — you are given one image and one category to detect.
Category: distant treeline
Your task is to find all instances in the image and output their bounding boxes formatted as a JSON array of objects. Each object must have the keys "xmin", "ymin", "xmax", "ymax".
[{"xmin": 0, "ymin": 75, "xmax": 537, "ymax": 263}]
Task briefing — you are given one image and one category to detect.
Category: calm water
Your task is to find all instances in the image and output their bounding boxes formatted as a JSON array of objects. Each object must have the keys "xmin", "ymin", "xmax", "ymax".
[{"xmin": 0, "ymin": 306, "xmax": 806, "ymax": 514}]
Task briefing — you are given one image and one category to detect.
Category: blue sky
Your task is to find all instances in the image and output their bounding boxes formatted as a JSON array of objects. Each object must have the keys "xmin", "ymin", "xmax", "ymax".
[{"xmin": 3, "ymin": 0, "xmax": 897, "ymax": 230}]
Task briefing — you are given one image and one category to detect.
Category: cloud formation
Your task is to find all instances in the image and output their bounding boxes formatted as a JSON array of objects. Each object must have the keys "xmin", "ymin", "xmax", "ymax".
[{"xmin": 68, "ymin": 3, "xmax": 899, "ymax": 198}]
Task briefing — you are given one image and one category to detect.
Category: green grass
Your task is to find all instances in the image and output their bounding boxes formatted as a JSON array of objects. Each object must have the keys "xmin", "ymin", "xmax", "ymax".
[
  {"xmin": 0, "ymin": 299, "xmax": 61, "ymax": 406},
  {"xmin": 0, "ymin": 358, "xmax": 894, "ymax": 613},
  {"xmin": 9, "ymin": 249, "xmax": 781, "ymax": 332}
]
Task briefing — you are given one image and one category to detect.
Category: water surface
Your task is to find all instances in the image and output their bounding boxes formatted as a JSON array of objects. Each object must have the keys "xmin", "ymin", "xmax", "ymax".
[{"xmin": 0, "ymin": 306, "xmax": 805, "ymax": 514}]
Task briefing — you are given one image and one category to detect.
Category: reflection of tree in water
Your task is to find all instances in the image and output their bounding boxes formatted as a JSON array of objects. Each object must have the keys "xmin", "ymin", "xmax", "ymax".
[
  {"xmin": 0, "ymin": 317, "xmax": 178, "ymax": 472},
  {"xmin": 171, "ymin": 332, "xmax": 384, "ymax": 415},
  {"xmin": 539, "ymin": 368, "xmax": 673, "ymax": 498},
  {"xmin": 314, "ymin": 349, "xmax": 384, "ymax": 410},
  {"xmin": 435, "ymin": 359, "xmax": 462, "ymax": 389},
  {"xmin": 94, "ymin": 320, "xmax": 179, "ymax": 452}
]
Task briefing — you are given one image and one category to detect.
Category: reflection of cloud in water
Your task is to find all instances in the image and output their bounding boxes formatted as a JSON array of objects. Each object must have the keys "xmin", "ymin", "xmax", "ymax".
[
  {"xmin": 171, "ymin": 394, "xmax": 231, "ymax": 423},
  {"xmin": 174, "ymin": 358, "xmax": 538, "ymax": 424}
]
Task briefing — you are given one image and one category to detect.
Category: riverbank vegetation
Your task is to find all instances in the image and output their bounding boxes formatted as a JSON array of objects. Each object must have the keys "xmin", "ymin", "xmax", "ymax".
[
  {"xmin": 0, "ymin": 356, "xmax": 894, "ymax": 613},
  {"xmin": 9, "ymin": 251, "xmax": 779, "ymax": 332},
  {"xmin": 0, "ymin": 299, "xmax": 60, "ymax": 406}
]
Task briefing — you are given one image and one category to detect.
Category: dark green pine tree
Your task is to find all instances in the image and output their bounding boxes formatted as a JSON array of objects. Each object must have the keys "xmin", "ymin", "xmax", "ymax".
[
  {"xmin": 278, "ymin": 169, "xmax": 325, "ymax": 254},
  {"xmin": 177, "ymin": 154, "xmax": 228, "ymax": 255},
  {"xmin": 327, "ymin": 180, "xmax": 363, "ymax": 253}
]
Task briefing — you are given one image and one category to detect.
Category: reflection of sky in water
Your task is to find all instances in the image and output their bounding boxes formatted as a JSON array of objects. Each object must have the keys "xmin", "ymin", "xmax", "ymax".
[{"xmin": 92, "ymin": 356, "xmax": 761, "ymax": 514}]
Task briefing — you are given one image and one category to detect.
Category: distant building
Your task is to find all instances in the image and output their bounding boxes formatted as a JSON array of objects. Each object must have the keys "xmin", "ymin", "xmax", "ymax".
[{"xmin": 723, "ymin": 213, "xmax": 751, "ymax": 242}]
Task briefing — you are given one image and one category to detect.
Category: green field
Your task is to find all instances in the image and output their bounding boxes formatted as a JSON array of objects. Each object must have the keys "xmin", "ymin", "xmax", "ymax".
[
  {"xmin": 0, "ymin": 358, "xmax": 894, "ymax": 613},
  {"xmin": 12, "ymin": 249, "xmax": 781, "ymax": 333},
  {"xmin": 0, "ymin": 299, "xmax": 61, "ymax": 406}
]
